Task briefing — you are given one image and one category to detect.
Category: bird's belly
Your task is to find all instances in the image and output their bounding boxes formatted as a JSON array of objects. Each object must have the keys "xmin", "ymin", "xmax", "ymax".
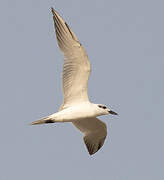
[{"xmin": 54, "ymin": 106, "xmax": 95, "ymax": 122}]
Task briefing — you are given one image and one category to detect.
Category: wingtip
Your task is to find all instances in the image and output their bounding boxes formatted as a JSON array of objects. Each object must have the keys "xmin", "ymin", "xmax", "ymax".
[
  {"xmin": 51, "ymin": 7, "xmax": 56, "ymax": 15},
  {"xmin": 89, "ymin": 152, "xmax": 95, "ymax": 156},
  {"xmin": 51, "ymin": 7, "xmax": 54, "ymax": 12}
]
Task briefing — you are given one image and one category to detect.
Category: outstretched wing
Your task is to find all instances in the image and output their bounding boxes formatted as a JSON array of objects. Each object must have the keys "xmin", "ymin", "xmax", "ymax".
[
  {"xmin": 51, "ymin": 8, "xmax": 91, "ymax": 110},
  {"xmin": 72, "ymin": 118, "xmax": 107, "ymax": 155}
]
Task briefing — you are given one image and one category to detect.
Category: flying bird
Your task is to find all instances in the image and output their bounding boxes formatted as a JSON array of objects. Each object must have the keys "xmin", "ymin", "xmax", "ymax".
[{"xmin": 31, "ymin": 8, "xmax": 118, "ymax": 155}]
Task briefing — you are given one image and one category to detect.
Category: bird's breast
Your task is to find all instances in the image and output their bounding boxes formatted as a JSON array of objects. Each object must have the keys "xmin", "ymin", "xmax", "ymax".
[{"xmin": 53, "ymin": 104, "xmax": 96, "ymax": 122}]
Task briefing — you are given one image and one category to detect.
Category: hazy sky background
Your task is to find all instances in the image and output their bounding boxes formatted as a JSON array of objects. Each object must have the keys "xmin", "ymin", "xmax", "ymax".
[{"xmin": 0, "ymin": 0, "xmax": 164, "ymax": 179}]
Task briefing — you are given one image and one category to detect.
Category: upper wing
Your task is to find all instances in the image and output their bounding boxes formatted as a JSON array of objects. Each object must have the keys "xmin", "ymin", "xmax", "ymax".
[
  {"xmin": 72, "ymin": 118, "xmax": 107, "ymax": 155},
  {"xmin": 51, "ymin": 8, "xmax": 91, "ymax": 110}
]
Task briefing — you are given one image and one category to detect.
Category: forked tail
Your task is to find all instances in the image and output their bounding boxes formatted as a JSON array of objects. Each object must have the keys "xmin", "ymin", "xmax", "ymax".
[{"xmin": 30, "ymin": 116, "xmax": 55, "ymax": 125}]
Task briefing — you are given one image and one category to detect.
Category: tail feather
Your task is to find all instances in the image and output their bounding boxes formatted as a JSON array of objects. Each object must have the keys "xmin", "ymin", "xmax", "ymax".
[{"xmin": 30, "ymin": 116, "xmax": 55, "ymax": 125}]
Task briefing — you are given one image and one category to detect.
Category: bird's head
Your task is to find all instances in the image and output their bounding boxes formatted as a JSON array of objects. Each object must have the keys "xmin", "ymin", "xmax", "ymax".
[{"xmin": 96, "ymin": 104, "xmax": 118, "ymax": 116}]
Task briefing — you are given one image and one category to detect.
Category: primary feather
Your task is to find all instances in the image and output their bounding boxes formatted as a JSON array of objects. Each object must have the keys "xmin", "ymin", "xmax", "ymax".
[{"xmin": 52, "ymin": 8, "xmax": 91, "ymax": 110}]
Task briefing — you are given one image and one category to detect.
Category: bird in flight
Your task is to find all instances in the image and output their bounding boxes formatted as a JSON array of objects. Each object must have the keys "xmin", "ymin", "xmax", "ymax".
[{"xmin": 31, "ymin": 8, "xmax": 118, "ymax": 155}]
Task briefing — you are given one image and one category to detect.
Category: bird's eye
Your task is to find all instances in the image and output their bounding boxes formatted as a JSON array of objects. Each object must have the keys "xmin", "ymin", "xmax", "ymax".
[{"xmin": 98, "ymin": 105, "xmax": 107, "ymax": 109}]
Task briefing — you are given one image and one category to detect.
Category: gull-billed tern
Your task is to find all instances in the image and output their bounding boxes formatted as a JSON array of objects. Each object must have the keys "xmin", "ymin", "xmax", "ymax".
[{"xmin": 31, "ymin": 8, "xmax": 118, "ymax": 155}]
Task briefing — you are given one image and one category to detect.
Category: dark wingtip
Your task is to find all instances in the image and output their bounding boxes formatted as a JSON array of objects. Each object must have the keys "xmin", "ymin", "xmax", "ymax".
[{"xmin": 51, "ymin": 7, "xmax": 55, "ymax": 14}]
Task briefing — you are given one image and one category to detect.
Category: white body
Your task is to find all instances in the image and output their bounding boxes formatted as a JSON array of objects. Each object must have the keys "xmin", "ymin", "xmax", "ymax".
[
  {"xmin": 49, "ymin": 102, "xmax": 107, "ymax": 122},
  {"xmin": 31, "ymin": 8, "xmax": 117, "ymax": 155}
]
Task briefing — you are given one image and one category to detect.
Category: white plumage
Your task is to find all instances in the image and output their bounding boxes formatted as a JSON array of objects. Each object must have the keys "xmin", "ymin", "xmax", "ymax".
[{"xmin": 31, "ymin": 8, "xmax": 117, "ymax": 155}]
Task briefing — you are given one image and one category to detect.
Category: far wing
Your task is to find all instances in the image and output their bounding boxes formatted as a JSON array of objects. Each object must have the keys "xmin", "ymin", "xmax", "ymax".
[
  {"xmin": 51, "ymin": 8, "xmax": 91, "ymax": 110},
  {"xmin": 72, "ymin": 118, "xmax": 107, "ymax": 155}
]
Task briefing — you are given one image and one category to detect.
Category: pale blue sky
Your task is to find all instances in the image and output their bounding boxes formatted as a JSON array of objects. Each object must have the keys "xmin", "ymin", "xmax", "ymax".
[{"xmin": 0, "ymin": 0, "xmax": 164, "ymax": 179}]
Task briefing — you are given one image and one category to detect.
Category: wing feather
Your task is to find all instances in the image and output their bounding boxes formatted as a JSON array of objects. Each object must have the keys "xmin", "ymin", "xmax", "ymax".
[
  {"xmin": 73, "ymin": 118, "xmax": 107, "ymax": 155},
  {"xmin": 51, "ymin": 8, "xmax": 91, "ymax": 109}
]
